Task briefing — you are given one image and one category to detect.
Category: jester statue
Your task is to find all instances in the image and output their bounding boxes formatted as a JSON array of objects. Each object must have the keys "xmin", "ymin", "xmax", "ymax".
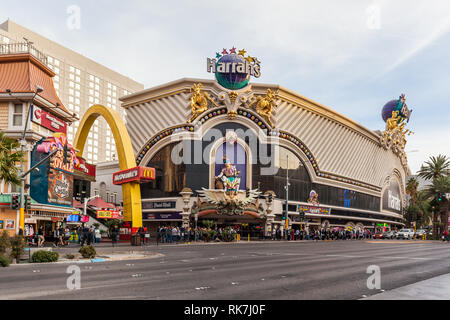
[{"xmin": 215, "ymin": 157, "xmax": 241, "ymax": 195}]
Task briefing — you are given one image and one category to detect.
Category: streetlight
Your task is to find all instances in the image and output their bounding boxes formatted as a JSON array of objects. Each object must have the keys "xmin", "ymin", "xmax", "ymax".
[
  {"xmin": 284, "ymin": 154, "xmax": 290, "ymax": 240},
  {"xmin": 8, "ymin": 85, "xmax": 43, "ymax": 233}
]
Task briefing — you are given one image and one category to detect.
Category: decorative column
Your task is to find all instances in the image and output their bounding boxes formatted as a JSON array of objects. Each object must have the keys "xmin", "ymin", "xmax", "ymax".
[{"xmin": 180, "ymin": 188, "xmax": 193, "ymax": 229}]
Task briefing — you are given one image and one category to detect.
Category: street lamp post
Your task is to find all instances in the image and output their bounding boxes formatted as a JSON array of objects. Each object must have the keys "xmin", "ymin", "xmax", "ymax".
[
  {"xmin": 17, "ymin": 86, "xmax": 43, "ymax": 233},
  {"xmin": 284, "ymin": 154, "xmax": 290, "ymax": 240}
]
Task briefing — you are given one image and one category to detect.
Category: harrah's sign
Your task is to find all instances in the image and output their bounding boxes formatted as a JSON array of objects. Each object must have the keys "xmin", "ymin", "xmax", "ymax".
[
  {"xmin": 32, "ymin": 106, "xmax": 67, "ymax": 134},
  {"xmin": 112, "ymin": 166, "xmax": 155, "ymax": 185}
]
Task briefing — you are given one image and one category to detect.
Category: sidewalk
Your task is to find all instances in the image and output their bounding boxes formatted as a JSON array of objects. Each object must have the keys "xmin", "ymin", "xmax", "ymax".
[{"xmin": 362, "ymin": 273, "xmax": 450, "ymax": 300}]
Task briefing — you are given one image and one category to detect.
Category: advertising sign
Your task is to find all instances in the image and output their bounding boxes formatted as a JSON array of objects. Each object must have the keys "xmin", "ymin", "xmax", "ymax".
[
  {"xmin": 5, "ymin": 219, "xmax": 15, "ymax": 230},
  {"xmin": 113, "ymin": 166, "xmax": 155, "ymax": 185},
  {"xmin": 97, "ymin": 211, "xmax": 121, "ymax": 220},
  {"xmin": 67, "ymin": 215, "xmax": 80, "ymax": 222},
  {"xmin": 382, "ymin": 179, "xmax": 402, "ymax": 214},
  {"xmin": 0, "ymin": 220, "xmax": 3, "ymax": 229},
  {"xmin": 48, "ymin": 170, "xmax": 74, "ymax": 206},
  {"xmin": 143, "ymin": 213, "xmax": 182, "ymax": 220},
  {"xmin": 207, "ymin": 47, "xmax": 261, "ymax": 90},
  {"xmin": 51, "ymin": 148, "xmax": 74, "ymax": 174},
  {"xmin": 74, "ymin": 157, "xmax": 96, "ymax": 177},
  {"xmin": 297, "ymin": 205, "xmax": 331, "ymax": 215},
  {"xmin": 142, "ymin": 201, "xmax": 177, "ymax": 210},
  {"xmin": 32, "ymin": 106, "xmax": 67, "ymax": 134}
]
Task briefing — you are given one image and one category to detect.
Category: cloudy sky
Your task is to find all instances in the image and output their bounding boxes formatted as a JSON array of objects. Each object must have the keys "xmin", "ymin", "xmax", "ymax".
[{"xmin": 1, "ymin": 0, "xmax": 449, "ymax": 174}]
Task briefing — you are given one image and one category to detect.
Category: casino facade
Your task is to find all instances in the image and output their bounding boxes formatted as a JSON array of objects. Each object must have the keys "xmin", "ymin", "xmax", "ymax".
[{"xmin": 119, "ymin": 49, "xmax": 410, "ymax": 237}]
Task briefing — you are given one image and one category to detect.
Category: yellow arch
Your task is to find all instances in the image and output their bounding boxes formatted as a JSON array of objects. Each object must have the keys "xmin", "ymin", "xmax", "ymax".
[{"xmin": 73, "ymin": 105, "xmax": 142, "ymax": 228}]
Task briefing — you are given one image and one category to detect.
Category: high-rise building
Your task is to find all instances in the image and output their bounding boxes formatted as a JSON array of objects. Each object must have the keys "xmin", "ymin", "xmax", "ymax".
[{"xmin": 0, "ymin": 19, "xmax": 144, "ymax": 164}]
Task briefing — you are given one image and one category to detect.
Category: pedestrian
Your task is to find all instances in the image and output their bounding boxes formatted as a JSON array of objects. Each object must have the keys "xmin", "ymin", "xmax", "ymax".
[
  {"xmin": 443, "ymin": 230, "xmax": 448, "ymax": 242},
  {"xmin": 37, "ymin": 226, "xmax": 45, "ymax": 247},
  {"xmin": 138, "ymin": 227, "xmax": 146, "ymax": 246},
  {"xmin": 95, "ymin": 228, "xmax": 101, "ymax": 244},
  {"xmin": 53, "ymin": 227, "xmax": 60, "ymax": 247}
]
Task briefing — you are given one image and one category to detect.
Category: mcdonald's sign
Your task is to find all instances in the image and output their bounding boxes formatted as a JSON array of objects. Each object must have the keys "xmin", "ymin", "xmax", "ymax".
[{"xmin": 113, "ymin": 166, "xmax": 155, "ymax": 185}]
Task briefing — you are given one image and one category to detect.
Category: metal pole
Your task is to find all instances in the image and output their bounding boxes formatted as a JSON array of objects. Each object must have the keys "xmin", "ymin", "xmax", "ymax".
[
  {"xmin": 18, "ymin": 93, "xmax": 39, "ymax": 233},
  {"xmin": 285, "ymin": 154, "xmax": 289, "ymax": 240}
]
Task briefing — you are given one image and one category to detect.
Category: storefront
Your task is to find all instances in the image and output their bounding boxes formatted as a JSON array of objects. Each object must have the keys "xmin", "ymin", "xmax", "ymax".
[{"xmin": 119, "ymin": 47, "xmax": 409, "ymax": 232}]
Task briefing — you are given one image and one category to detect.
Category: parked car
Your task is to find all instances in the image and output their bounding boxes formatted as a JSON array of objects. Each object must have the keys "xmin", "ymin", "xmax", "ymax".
[
  {"xmin": 382, "ymin": 231, "xmax": 396, "ymax": 239},
  {"xmin": 415, "ymin": 229, "xmax": 426, "ymax": 239},
  {"xmin": 397, "ymin": 228, "xmax": 415, "ymax": 240},
  {"xmin": 373, "ymin": 232, "xmax": 384, "ymax": 239}
]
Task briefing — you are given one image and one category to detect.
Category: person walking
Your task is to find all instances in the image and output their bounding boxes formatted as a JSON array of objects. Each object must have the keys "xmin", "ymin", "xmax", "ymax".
[
  {"xmin": 37, "ymin": 226, "xmax": 45, "ymax": 247},
  {"xmin": 95, "ymin": 228, "xmax": 101, "ymax": 244},
  {"xmin": 53, "ymin": 227, "xmax": 60, "ymax": 247}
]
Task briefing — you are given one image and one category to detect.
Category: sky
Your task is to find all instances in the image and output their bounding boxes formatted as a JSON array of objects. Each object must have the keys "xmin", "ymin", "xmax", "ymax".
[{"xmin": 1, "ymin": 0, "xmax": 449, "ymax": 174}]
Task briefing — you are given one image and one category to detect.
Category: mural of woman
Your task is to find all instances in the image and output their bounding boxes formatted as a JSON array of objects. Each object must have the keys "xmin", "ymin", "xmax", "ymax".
[{"xmin": 215, "ymin": 157, "xmax": 241, "ymax": 195}]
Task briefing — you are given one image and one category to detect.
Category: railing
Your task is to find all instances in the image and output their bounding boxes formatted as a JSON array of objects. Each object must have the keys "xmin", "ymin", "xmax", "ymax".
[{"xmin": 0, "ymin": 42, "xmax": 48, "ymax": 65}]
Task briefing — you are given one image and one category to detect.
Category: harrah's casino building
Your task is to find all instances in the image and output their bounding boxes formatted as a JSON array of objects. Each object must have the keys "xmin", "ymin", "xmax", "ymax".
[{"xmin": 119, "ymin": 48, "xmax": 408, "ymax": 236}]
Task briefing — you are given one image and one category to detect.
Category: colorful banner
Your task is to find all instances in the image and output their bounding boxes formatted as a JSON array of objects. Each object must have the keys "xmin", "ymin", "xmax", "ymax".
[
  {"xmin": 97, "ymin": 211, "xmax": 121, "ymax": 220},
  {"xmin": 113, "ymin": 166, "xmax": 155, "ymax": 185},
  {"xmin": 297, "ymin": 205, "xmax": 331, "ymax": 215},
  {"xmin": 32, "ymin": 106, "xmax": 67, "ymax": 134}
]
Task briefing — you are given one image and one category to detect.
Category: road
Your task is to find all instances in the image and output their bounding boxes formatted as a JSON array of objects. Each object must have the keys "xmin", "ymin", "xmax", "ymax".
[{"xmin": 1, "ymin": 240, "xmax": 450, "ymax": 300}]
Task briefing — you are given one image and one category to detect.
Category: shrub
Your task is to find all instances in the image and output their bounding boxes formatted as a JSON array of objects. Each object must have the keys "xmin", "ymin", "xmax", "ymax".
[
  {"xmin": 65, "ymin": 254, "xmax": 75, "ymax": 260},
  {"xmin": 0, "ymin": 255, "xmax": 10, "ymax": 267},
  {"xmin": 0, "ymin": 231, "xmax": 10, "ymax": 255},
  {"xmin": 79, "ymin": 245, "xmax": 96, "ymax": 259},
  {"xmin": 9, "ymin": 235, "xmax": 25, "ymax": 263},
  {"xmin": 32, "ymin": 250, "xmax": 59, "ymax": 263}
]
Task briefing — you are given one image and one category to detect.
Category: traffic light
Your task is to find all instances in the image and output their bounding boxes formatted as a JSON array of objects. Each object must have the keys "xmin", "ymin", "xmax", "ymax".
[
  {"xmin": 63, "ymin": 144, "xmax": 71, "ymax": 165},
  {"xmin": 24, "ymin": 195, "xmax": 31, "ymax": 210},
  {"xmin": 11, "ymin": 195, "xmax": 20, "ymax": 210},
  {"xmin": 246, "ymin": 188, "xmax": 250, "ymax": 198},
  {"xmin": 437, "ymin": 193, "xmax": 443, "ymax": 203},
  {"xmin": 268, "ymin": 193, "xmax": 273, "ymax": 203}
]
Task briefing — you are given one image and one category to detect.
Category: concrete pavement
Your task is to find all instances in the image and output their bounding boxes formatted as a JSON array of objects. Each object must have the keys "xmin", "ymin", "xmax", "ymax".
[{"xmin": 1, "ymin": 240, "xmax": 450, "ymax": 300}]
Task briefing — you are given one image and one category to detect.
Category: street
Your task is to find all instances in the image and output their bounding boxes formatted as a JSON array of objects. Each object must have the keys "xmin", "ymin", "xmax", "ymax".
[{"xmin": 1, "ymin": 240, "xmax": 450, "ymax": 300}]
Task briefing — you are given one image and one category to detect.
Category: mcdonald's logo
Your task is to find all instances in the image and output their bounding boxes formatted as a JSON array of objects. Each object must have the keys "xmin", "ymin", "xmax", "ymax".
[{"xmin": 113, "ymin": 166, "xmax": 155, "ymax": 185}]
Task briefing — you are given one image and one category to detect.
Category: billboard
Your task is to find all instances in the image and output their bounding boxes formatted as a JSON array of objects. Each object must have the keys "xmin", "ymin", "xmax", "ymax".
[
  {"xmin": 97, "ymin": 211, "xmax": 121, "ymax": 219},
  {"xmin": 48, "ymin": 171, "xmax": 73, "ymax": 206},
  {"xmin": 382, "ymin": 179, "xmax": 402, "ymax": 214},
  {"xmin": 32, "ymin": 106, "xmax": 67, "ymax": 134}
]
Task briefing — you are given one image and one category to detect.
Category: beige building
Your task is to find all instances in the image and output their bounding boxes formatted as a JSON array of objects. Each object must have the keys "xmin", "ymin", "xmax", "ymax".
[{"xmin": 0, "ymin": 19, "xmax": 144, "ymax": 164}]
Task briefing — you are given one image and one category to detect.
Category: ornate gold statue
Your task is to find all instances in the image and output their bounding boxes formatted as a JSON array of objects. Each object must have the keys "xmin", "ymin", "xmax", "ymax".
[
  {"xmin": 188, "ymin": 83, "xmax": 219, "ymax": 123},
  {"xmin": 248, "ymin": 89, "xmax": 277, "ymax": 128}
]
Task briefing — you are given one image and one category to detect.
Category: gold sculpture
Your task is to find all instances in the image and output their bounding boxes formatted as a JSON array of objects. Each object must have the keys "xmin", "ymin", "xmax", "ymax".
[
  {"xmin": 248, "ymin": 89, "xmax": 277, "ymax": 128},
  {"xmin": 381, "ymin": 110, "xmax": 414, "ymax": 158},
  {"xmin": 188, "ymin": 83, "xmax": 219, "ymax": 123}
]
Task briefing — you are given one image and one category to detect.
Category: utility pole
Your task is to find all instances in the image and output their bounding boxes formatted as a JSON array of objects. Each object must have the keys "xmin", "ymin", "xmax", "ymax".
[{"xmin": 284, "ymin": 154, "xmax": 290, "ymax": 240}]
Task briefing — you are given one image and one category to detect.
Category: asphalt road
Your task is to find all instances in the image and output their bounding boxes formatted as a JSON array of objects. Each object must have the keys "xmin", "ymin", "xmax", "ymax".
[{"xmin": 1, "ymin": 240, "xmax": 450, "ymax": 300}]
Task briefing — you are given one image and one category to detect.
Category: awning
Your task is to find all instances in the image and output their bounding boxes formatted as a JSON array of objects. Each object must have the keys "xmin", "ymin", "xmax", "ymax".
[{"xmin": 88, "ymin": 197, "xmax": 116, "ymax": 210}]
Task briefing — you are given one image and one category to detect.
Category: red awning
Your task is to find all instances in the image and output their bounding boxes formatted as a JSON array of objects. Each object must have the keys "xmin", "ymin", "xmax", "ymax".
[{"xmin": 87, "ymin": 197, "xmax": 116, "ymax": 209}]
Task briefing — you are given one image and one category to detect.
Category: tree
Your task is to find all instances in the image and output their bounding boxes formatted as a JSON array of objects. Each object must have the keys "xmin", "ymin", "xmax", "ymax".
[
  {"xmin": 0, "ymin": 132, "xmax": 24, "ymax": 187},
  {"xmin": 424, "ymin": 175, "xmax": 450, "ymax": 239},
  {"xmin": 406, "ymin": 177, "xmax": 419, "ymax": 205},
  {"xmin": 417, "ymin": 154, "xmax": 450, "ymax": 181},
  {"xmin": 418, "ymin": 155, "xmax": 450, "ymax": 239}
]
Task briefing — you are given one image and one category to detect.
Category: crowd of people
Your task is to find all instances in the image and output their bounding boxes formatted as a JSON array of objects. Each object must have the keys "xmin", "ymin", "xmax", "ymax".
[
  {"xmin": 156, "ymin": 226, "xmax": 238, "ymax": 243},
  {"xmin": 273, "ymin": 227, "xmax": 375, "ymax": 241}
]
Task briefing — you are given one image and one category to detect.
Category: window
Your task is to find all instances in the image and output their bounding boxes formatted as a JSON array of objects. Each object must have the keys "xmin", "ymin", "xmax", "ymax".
[{"xmin": 13, "ymin": 104, "xmax": 23, "ymax": 126}]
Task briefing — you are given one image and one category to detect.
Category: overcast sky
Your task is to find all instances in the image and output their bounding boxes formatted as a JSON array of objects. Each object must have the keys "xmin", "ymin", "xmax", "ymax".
[{"xmin": 1, "ymin": 0, "xmax": 449, "ymax": 174}]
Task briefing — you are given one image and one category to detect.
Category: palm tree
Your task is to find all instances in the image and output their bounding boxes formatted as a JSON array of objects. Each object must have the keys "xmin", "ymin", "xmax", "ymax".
[
  {"xmin": 0, "ymin": 132, "xmax": 24, "ymax": 187},
  {"xmin": 406, "ymin": 177, "xmax": 419, "ymax": 205},
  {"xmin": 417, "ymin": 155, "xmax": 450, "ymax": 181},
  {"xmin": 417, "ymin": 155, "xmax": 450, "ymax": 239},
  {"xmin": 424, "ymin": 175, "xmax": 450, "ymax": 237}
]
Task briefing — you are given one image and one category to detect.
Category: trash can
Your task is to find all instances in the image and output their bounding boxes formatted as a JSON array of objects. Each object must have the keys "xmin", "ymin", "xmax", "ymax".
[{"xmin": 131, "ymin": 234, "xmax": 140, "ymax": 246}]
